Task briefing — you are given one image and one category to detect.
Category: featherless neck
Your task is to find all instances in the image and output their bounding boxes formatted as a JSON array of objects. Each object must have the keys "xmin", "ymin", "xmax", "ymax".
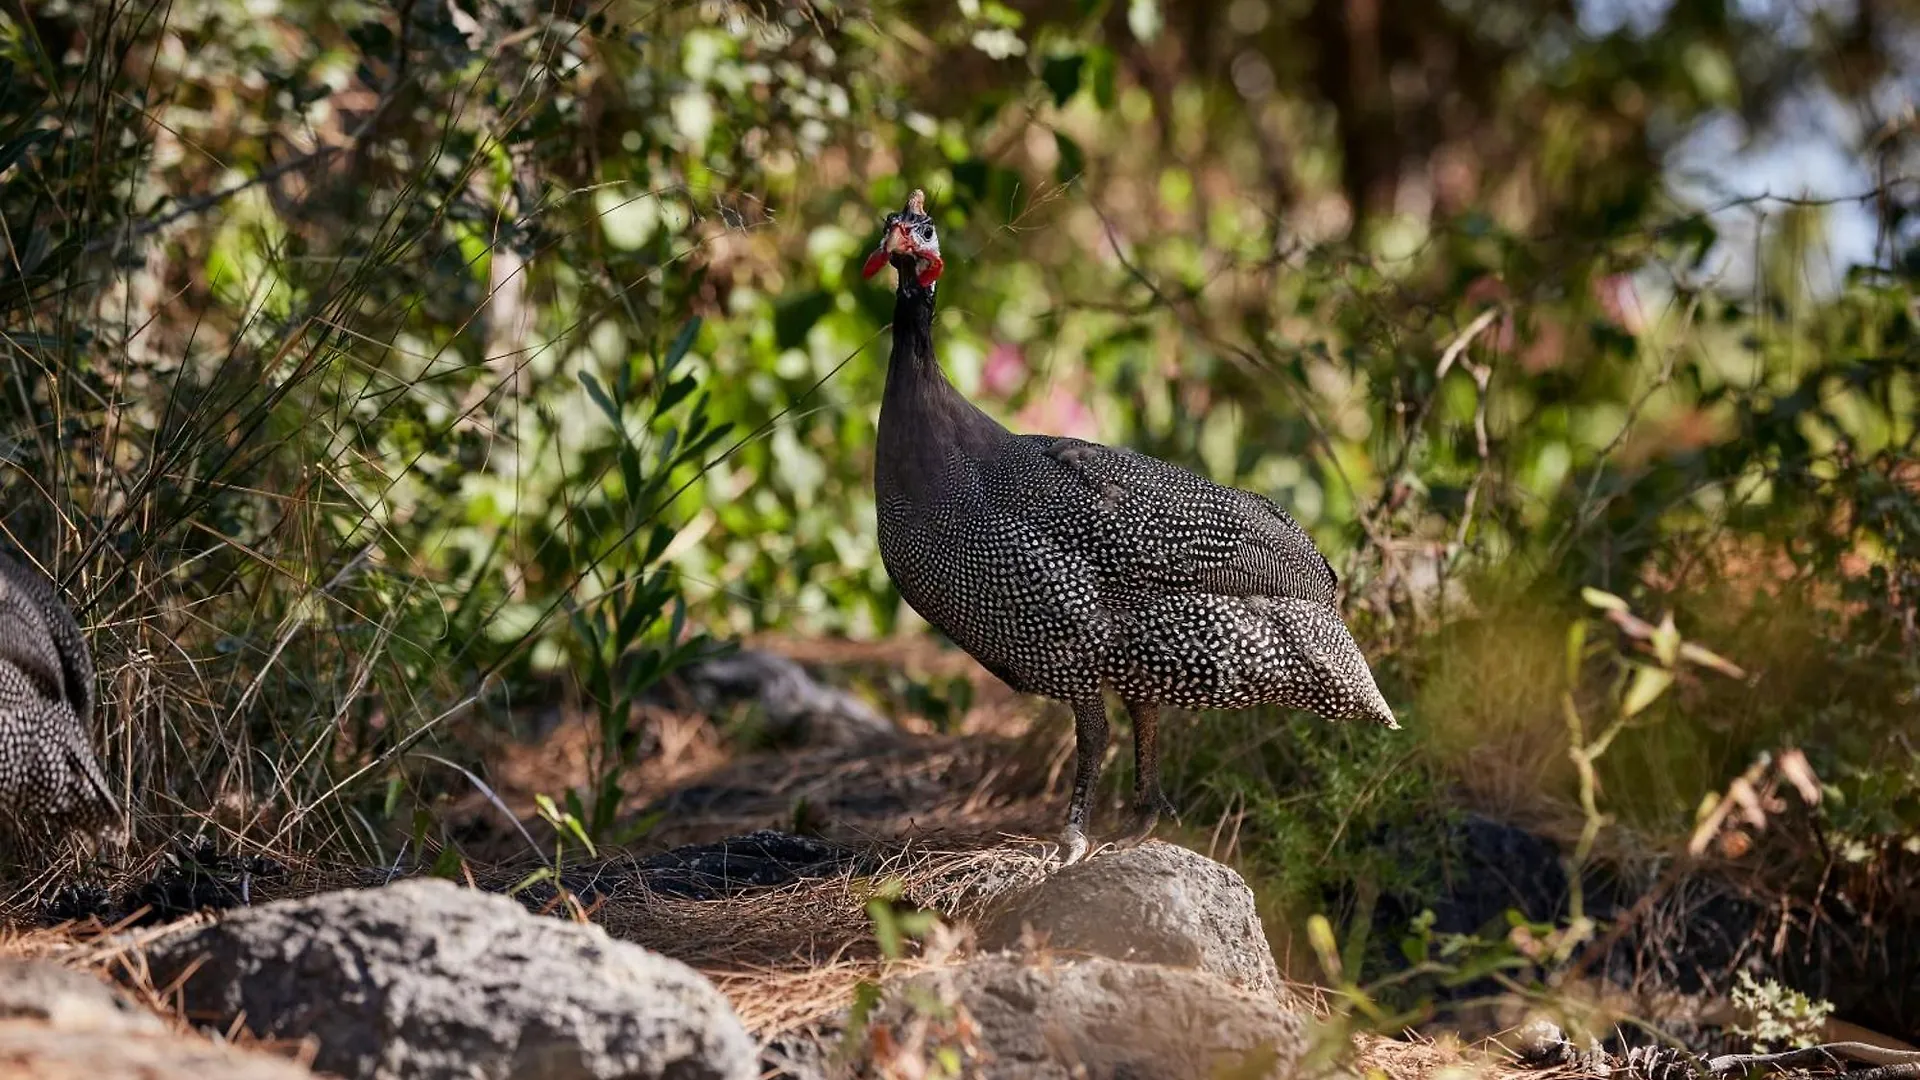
[
  {"xmin": 877, "ymin": 269, "xmax": 1007, "ymax": 468},
  {"xmin": 887, "ymin": 278, "xmax": 939, "ymax": 382}
]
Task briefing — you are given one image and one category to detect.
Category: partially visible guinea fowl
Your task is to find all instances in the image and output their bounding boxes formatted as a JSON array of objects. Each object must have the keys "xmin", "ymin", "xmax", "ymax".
[
  {"xmin": 861, "ymin": 190, "xmax": 1398, "ymax": 863},
  {"xmin": 0, "ymin": 550, "xmax": 120, "ymax": 855}
]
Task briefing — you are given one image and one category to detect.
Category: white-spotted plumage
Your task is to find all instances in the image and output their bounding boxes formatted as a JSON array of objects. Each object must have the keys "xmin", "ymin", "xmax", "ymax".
[
  {"xmin": 864, "ymin": 190, "xmax": 1396, "ymax": 864},
  {"xmin": 0, "ymin": 551, "xmax": 119, "ymax": 854}
]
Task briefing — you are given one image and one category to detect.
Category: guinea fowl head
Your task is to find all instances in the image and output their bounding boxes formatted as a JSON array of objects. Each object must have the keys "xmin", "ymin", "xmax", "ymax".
[{"xmin": 862, "ymin": 189, "xmax": 943, "ymax": 291}]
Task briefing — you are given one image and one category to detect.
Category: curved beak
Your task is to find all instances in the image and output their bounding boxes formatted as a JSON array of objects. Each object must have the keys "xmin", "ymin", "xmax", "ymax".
[{"xmin": 862, "ymin": 221, "xmax": 906, "ymax": 279}]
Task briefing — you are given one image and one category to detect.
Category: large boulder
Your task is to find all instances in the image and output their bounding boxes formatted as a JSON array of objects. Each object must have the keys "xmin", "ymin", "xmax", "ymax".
[
  {"xmin": 879, "ymin": 955, "xmax": 1309, "ymax": 1079},
  {"xmin": 975, "ymin": 841, "xmax": 1283, "ymax": 997},
  {"xmin": 137, "ymin": 876, "xmax": 758, "ymax": 1080}
]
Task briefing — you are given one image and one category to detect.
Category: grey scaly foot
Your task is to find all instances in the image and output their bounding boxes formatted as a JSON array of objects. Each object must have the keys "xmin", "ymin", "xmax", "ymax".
[
  {"xmin": 1057, "ymin": 695, "xmax": 1108, "ymax": 869},
  {"xmin": 1059, "ymin": 824, "xmax": 1090, "ymax": 866}
]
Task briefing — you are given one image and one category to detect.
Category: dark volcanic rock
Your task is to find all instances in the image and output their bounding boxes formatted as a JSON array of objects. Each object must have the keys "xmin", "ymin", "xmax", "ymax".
[
  {"xmin": 617, "ymin": 829, "xmax": 855, "ymax": 901},
  {"xmin": 36, "ymin": 836, "xmax": 294, "ymax": 926}
]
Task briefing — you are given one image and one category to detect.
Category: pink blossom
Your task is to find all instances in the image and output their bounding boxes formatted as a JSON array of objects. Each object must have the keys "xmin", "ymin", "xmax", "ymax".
[
  {"xmin": 1018, "ymin": 385, "xmax": 1099, "ymax": 440},
  {"xmin": 983, "ymin": 341, "xmax": 1026, "ymax": 398},
  {"xmin": 1593, "ymin": 274, "xmax": 1645, "ymax": 334}
]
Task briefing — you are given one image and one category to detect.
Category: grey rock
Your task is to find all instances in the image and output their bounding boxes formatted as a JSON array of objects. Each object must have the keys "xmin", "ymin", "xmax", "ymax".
[
  {"xmin": 138, "ymin": 876, "xmax": 758, "ymax": 1080},
  {"xmin": 882, "ymin": 955, "xmax": 1309, "ymax": 1079},
  {"xmin": 975, "ymin": 841, "xmax": 1282, "ymax": 997},
  {"xmin": 0, "ymin": 1021, "xmax": 322, "ymax": 1080},
  {"xmin": 672, "ymin": 649, "xmax": 895, "ymax": 748},
  {"xmin": 0, "ymin": 958, "xmax": 166, "ymax": 1034}
]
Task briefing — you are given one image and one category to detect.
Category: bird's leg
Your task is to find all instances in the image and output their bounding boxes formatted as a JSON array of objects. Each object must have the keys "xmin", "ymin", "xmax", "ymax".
[
  {"xmin": 1117, "ymin": 699, "xmax": 1177, "ymax": 846},
  {"xmin": 1060, "ymin": 696, "xmax": 1109, "ymax": 866}
]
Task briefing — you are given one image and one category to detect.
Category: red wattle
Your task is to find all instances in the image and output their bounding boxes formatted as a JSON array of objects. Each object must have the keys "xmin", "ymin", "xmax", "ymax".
[
  {"xmin": 916, "ymin": 252, "xmax": 945, "ymax": 288},
  {"xmin": 862, "ymin": 248, "xmax": 890, "ymax": 279}
]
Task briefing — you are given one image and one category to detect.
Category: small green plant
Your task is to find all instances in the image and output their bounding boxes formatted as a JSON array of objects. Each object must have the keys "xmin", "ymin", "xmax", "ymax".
[
  {"xmin": 1731, "ymin": 972, "xmax": 1835, "ymax": 1052},
  {"xmin": 841, "ymin": 878, "xmax": 964, "ymax": 1076},
  {"xmin": 863, "ymin": 877, "xmax": 942, "ymax": 962},
  {"xmin": 564, "ymin": 316, "xmax": 735, "ymax": 841},
  {"xmin": 1561, "ymin": 588, "xmax": 1747, "ymax": 932},
  {"xmin": 501, "ymin": 793, "xmax": 598, "ymax": 920}
]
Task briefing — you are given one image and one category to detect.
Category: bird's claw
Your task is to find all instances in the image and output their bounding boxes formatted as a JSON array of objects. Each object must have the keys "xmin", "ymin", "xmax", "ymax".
[
  {"xmin": 1058, "ymin": 825, "xmax": 1090, "ymax": 867},
  {"xmin": 1115, "ymin": 793, "xmax": 1181, "ymax": 847}
]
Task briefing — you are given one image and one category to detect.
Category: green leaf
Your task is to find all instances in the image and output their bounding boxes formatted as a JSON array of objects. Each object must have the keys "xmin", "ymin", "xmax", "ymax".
[
  {"xmin": 593, "ymin": 777, "xmax": 625, "ymax": 835},
  {"xmin": 1041, "ymin": 53, "xmax": 1084, "ymax": 107},
  {"xmin": 1580, "ymin": 587, "xmax": 1629, "ymax": 613},
  {"xmin": 1085, "ymin": 46, "xmax": 1117, "ymax": 109},
  {"xmin": 841, "ymin": 980, "xmax": 882, "ymax": 1054},
  {"xmin": 686, "ymin": 421, "xmax": 732, "ymax": 458},
  {"xmin": 611, "ymin": 809, "xmax": 666, "ymax": 847},
  {"xmin": 1651, "ymin": 611, "xmax": 1680, "ymax": 668},
  {"xmin": 1306, "ymin": 913, "xmax": 1342, "ymax": 980},
  {"xmin": 662, "ymin": 316, "xmax": 701, "ymax": 375},
  {"xmin": 579, "ymin": 370, "xmax": 622, "ymax": 427},
  {"xmin": 507, "ymin": 866, "xmax": 554, "ymax": 895},
  {"xmin": 562, "ymin": 810, "xmax": 597, "ymax": 857},
  {"xmin": 1621, "ymin": 665, "xmax": 1673, "ymax": 718},
  {"xmin": 653, "ymin": 427, "xmax": 681, "ymax": 472},
  {"xmin": 658, "ymin": 374, "xmax": 698, "ymax": 413},
  {"xmin": 644, "ymin": 522, "xmax": 676, "ymax": 564},
  {"xmin": 429, "ymin": 846, "xmax": 463, "ymax": 879},
  {"xmin": 618, "ymin": 444, "xmax": 643, "ymax": 509},
  {"xmin": 1565, "ymin": 619, "xmax": 1588, "ymax": 687}
]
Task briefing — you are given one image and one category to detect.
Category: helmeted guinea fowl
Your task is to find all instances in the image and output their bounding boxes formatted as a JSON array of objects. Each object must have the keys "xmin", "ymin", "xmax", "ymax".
[
  {"xmin": 0, "ymin": 550, "xmax": 120, "ymax": 855},
  {"xmin": 862, "ymin": 190, "xmax": 1398, "ymax": 863}
]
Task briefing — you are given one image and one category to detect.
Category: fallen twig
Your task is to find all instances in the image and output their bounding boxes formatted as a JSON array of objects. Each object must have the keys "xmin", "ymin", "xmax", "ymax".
[{"xmin": 1517, "ymin": 1021, "xmax": 1920, "ymax": 1080}]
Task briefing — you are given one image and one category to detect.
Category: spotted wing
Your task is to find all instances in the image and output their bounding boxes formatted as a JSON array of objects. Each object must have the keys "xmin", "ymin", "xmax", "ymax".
[{"xmin": 1035, "ymin": 436, "xmax": 1338, "ymax": 609}]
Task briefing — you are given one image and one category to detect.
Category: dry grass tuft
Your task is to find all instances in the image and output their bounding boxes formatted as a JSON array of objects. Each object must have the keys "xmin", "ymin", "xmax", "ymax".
[{"xmin": 1353, "ymin": 1030, "xmax": 1574, "ymax": 1080}]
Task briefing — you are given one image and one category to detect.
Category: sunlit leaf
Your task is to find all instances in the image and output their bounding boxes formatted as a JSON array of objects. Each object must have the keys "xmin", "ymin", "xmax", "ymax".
[
  {"xmin": 1651, "ymin": 611, "xmax": 1679, "ymax": 668},
  {"xmin": 1565, "ymin": 619, "xmax": 1588, "ymax": 686},
  {"xmin": 1579, "ymin": 587, "xmax": 1629, "ymax": 613},
  {"xmin": 1306, "ymin": 913, "xmax": 1343, "ymax": 981},
  {"xmin": 1621, "ymin": 665, "xmax": 1673, "ymax": 718}
]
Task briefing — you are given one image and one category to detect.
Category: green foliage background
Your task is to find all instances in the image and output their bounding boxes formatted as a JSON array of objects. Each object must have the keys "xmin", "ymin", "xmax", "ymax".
[{"xmin": 3, "ymin": 0, "xmax": 1917, "ymax": 994}]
